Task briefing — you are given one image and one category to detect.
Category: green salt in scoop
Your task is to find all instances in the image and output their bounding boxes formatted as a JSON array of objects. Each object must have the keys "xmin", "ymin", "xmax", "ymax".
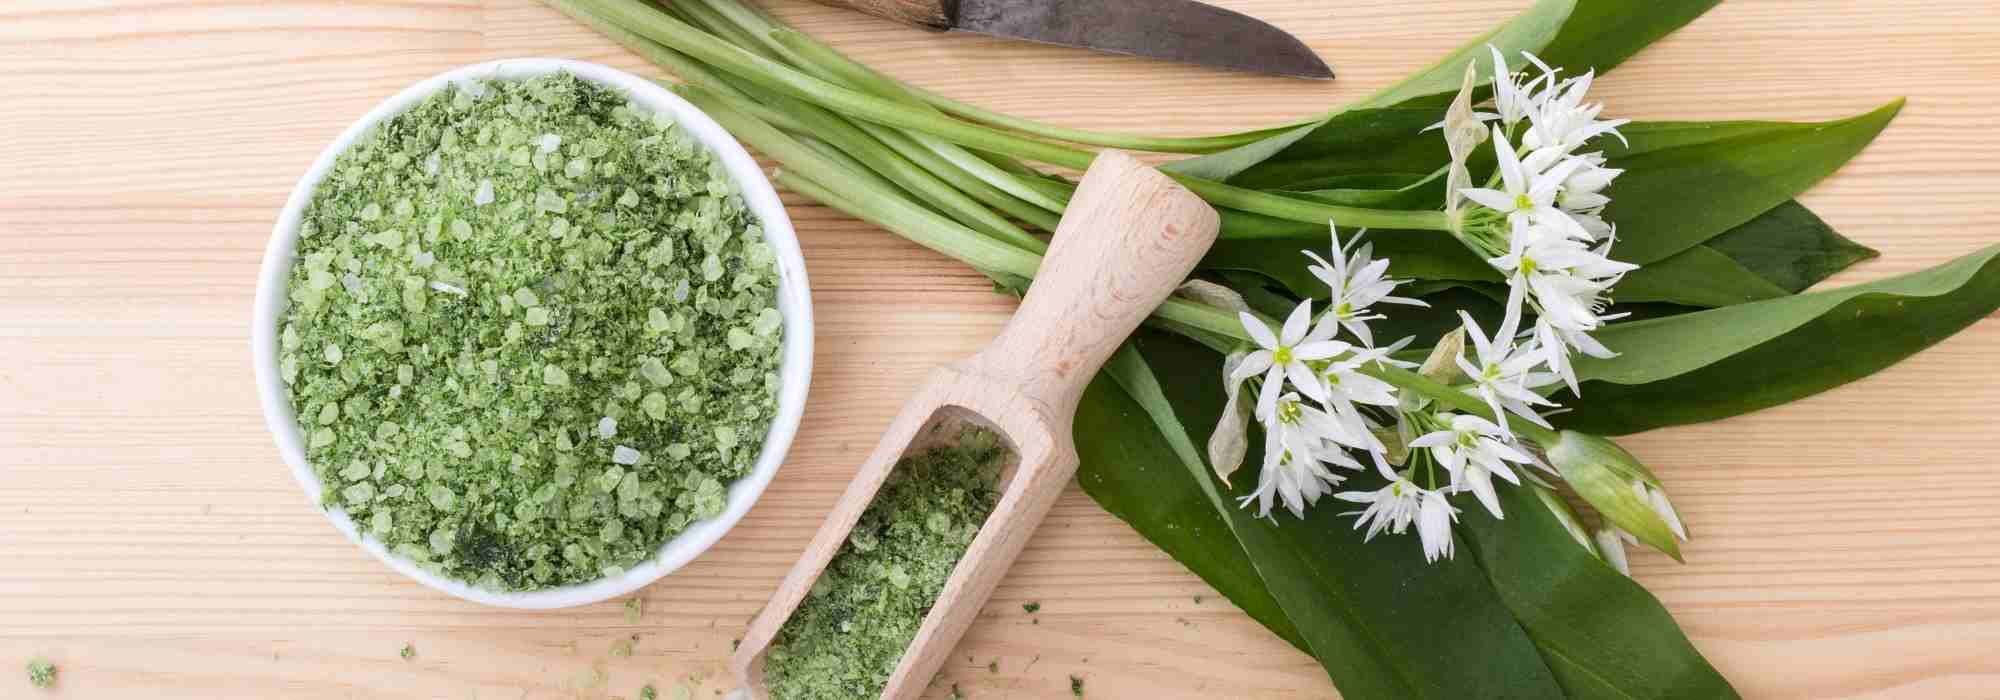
[
  {"xmin": 761, "ymin": 431, "xmax": 1003, "ymax": 700},
  {"xmin": 280, "ymin": 72, "xmax": 782, "ymax": 591}
]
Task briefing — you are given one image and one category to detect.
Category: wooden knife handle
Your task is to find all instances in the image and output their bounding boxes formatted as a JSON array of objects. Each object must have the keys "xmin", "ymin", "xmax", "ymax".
[{"xmin": 810, "ymin": 0, "xmax": 954, "ymax": 30}]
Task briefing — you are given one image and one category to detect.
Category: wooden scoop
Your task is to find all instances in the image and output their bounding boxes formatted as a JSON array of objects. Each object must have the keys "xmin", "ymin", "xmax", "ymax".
[{"xmin": 730, "ymin": 150, "xmax": 1219, "ymax": 699}]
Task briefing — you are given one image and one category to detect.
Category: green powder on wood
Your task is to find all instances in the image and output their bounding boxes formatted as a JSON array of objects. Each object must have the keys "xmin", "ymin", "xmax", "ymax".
[
  {"xmin": 26, "ymin": 660, "xmax": 56, "ymax": 689},
  {"xmin": 280, "ymin": 72, "xmax": 783, "ymax": 591},
  {"xmin": 763, "ymin": 429, "xmax": 1004, "ymax": 700}
]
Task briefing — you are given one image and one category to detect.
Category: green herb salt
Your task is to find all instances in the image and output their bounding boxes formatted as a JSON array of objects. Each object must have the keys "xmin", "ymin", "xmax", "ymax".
[
  {"xmin": 26, "ymin": 660, "xmax": 55, "ymax": 689},
  {"xmin": 281, "ymin": 73, "xmax": 782, "ymax": 591},
  {"xmin": 762, "ymin": 430, "xmax": 1004, "ymax": 700}
]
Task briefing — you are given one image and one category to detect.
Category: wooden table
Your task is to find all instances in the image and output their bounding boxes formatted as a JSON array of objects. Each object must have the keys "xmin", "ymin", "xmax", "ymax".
[{"xmin": 4, "ymin": 1, "xmax": 1998, "ymax": 697}]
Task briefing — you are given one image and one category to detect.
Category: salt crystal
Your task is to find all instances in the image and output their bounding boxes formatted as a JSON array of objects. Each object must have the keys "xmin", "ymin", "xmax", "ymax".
[
  {"xmin": 537, "ymin": 133, "xmax": 562, "ymax": 154},
  {"xmin": 612, "ymin": 445, "xmax": 642, "ymax": 465},
  {"xmin": 428, "ymin": 280, "xmax": 467, "ymax": 296},
  {"xmin": 473, "ymin": 179, "xmax": 495, "ymax": 206},
  {"xmin": 597, "ymin": 416, "xmax": 618, "ymax": 439}
]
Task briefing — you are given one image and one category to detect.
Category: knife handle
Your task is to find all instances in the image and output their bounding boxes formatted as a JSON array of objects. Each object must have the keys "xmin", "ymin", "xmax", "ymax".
[{"xmin": 811, "ymin": 0, "xmax": 953, "ymax": 30}]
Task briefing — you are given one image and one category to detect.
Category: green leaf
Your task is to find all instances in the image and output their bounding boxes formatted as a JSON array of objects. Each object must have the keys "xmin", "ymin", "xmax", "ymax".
[
  {"xmin": 1601, "ymin": 101, "xmax": 1904, "ymax": 264},
  {"xmin": 1164, "ymin": 108, "xmax": 1447, "ymax": 185},
  {"xmin": 1082, "ymin": 345, "xmax": 1306, "ymax": 651},
  {"xmin": 1204, "ymin": 230, "xmax": 1496, "ymax": 299},
  {"xmin": 1703, "ymin": 200, "xmax": 1878, "ymax": 293},
  {"xmin": 1077, "ymin": 334, "xmax": 1562, "ymax": 699},
  {"xmin": 1531, "ymin": 0, "xmax": 1722, "ymax": 75},
  {"xmin": 1562, "ymin": 244, "xmax": 2000, "ymax": 433},
  {"xmin": 1614, "ymin": 245, "xmax": 1789, "ymax": 307},
  {"xmin": 1164, "ymin": 0, "xmax": 1726, "ymax": 186},
  {"xmin": 1460, "ymin": 485, "xmax": 1739, "ymax": 699},
  {"xmin": 1351, "ymin": 0, "xmax": 1576, "ymax": 110}
]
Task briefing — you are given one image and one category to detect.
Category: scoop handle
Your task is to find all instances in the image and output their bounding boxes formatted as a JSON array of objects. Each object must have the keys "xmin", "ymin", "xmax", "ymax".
[{"xmin": 971, "ymin": 150, "xmax": 1220, "ymax": 415}]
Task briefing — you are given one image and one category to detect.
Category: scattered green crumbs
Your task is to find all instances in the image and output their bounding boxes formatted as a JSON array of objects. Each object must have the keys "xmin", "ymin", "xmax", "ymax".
[
  {"xmin": 26, "ymin": 660, "xmax": 56, "ymax": 689},
  {"xmin": 624, "ymin": 596, "xmax": 645, "ymax": 623},
  {"xmin": 400, "ymin": 643, "xmax": 416, "ymax": 661},
  {"xmin": 1070, "ymin": 674, "xmax": 1084, "ymax": 696},
  {"xmin": 639, "ymin": 684, "xmax": 657, "ymax": 700},
  {"xmin": 1022, "ymin": 602, "xmax": 1040, "ymax": 614},
  {"xmin": 281, "ymin": 72, "xmax": 783, "ymax": 591},
  {"xmin": 762, "ymin": 429, "xmax": 1005, "ymax": 700}
]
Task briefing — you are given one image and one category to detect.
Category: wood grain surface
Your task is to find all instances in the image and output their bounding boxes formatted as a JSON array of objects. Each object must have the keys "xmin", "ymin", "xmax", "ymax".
[{"xmin": 3, "ymin": 1, "xmax": 1998, "ymax": 698}]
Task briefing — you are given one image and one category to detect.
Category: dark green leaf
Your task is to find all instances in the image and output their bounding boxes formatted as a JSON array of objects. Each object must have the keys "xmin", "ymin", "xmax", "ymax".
[
  {"xmin": 1614, "ymin": 245, "xmax": 1789, "ymax": 307},
  {"xmin": 1703, "ymin": 200, "xmax": 1878, "ymax": 292},
  {"xmin": 1601, "ymin": 101, "xmax": 1903, "ymax": 264},
  {"xmin": 1078, "ymin": 334, "xmax": 1562, "ymax": 699},
  {"xmin": 1164, "ymin": 109, "xmax": 1449, "ymax": 185},
  {"xmin": 1204, "ymin": 230, "xmax": 1496, "ymax": 299},
  {"xmin": 1460, "ymin": 485, "xmax": 1739, "ymax": 699},
  {"xmin": 1077, "ymin": 348, "xmax": 1306, "ymax": 651},
  {"xmin": 1561, "ymin": 245, "xmax": 2000, "ymax": 433},
  {"xmin": 1532, "ymin": 0, "xmax": 1722, "ymax": 75},
  {"xmin": 1163, "ymin": 0, "xmax": 1726, "ymax": 186}
]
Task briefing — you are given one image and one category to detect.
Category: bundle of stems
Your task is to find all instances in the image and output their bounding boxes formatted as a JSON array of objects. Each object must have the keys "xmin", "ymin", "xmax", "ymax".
[{"xmin": 545, "ymin": 0, "xmax": 1504, "ymax": 428}]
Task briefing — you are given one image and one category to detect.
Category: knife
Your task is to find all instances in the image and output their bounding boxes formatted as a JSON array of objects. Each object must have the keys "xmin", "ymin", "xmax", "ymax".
[{"xmin": 809, "ymin": 0, "xmax": 1333, "ymax": 79}]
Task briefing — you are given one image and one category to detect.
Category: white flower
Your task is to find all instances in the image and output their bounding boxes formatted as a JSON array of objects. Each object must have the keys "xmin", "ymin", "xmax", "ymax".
[
  {"xmin": 1410, "ymin": 413, "xmax": 1531, "ymax": 519},
  {"xmin": 1417, "ymin": 490, "xmax": 1460, "ymax": 562},
  {"xmin": 1522, "ymin": 71, "xmax": 1629, "ymax": 161},
  {"xmin": 1490, "ymin": 229, "xmax": 1632, "ymax": 329},
  {"xmin": 1487, "ymin": 46, "xmax": 1552, "ymax": 127},
  {"xmin": 1303, "ymin": 226, "xmax": 1427, "ymax": 348},
  {"xmin": 1459, "ymin": 127, "xmax": 1591, "ymax": 240},
  {"xmin": 1241, "ymin": 393, "xmax": 1360, "ymax": 519},
  {"xmin": 1312, "ymin": 341, "xmax": 1415, "ymax": 461},
  {"xmin": 1337, "ymin": 478, "xmax": 1426, "ymax": 542},
  {"xmin": 1555, "ymin": 153, "xmax": 1620, "ymax": 214},
  {"xmin": 1455, "ymin": 301, "xmax": 1559, "ymax": 435},
  {"xmin": 1234, "ymin": 301, "xmax": 1348, "ymax": 418},
  {"xmin": 1533, "ymin": 314, "xmax": 1615, "ymax": 395}
]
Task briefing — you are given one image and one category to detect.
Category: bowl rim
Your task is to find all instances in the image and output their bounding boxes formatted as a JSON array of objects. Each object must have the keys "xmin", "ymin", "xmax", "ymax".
[{"xmin": 250, "ymin": 58, "xmax": 814, "ymax": 609}]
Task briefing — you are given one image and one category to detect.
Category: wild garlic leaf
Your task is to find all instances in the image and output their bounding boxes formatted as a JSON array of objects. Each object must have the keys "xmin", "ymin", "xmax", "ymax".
[{"xmin": 1561, "ymin": 245, "xmax": 2000, "ymax": 434}]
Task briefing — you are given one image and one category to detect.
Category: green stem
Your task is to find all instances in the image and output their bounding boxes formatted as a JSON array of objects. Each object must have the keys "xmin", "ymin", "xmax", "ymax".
[
  {"xmin": 715, "ymin": 79, "xmax": 1048, "ymax": 252},
  {"xmin": 1363, "ymin": 366, "xmax": 1559, "ymax": 445},
  {"xmin": 761, "ymin": 25, "xmax": 1069, "ymax": 213},
  {"xmin": 565, "ymin": 0, "xmax": 1453, "ymax": 232},
  {"xmin": 678, "ymin": 84, "xmax": 1043, "ymax": 279}
]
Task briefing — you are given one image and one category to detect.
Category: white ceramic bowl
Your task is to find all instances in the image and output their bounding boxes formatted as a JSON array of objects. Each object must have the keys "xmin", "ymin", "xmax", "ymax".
[{"xmin": 251, "ymin": 59, "xmax": 813, "ymax": 609}]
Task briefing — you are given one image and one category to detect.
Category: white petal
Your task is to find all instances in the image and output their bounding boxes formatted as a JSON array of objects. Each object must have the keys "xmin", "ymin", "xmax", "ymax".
[
  {"xmin": 1241, "ymin": 312, "xmax": 1279, "ymax": 350},
  {"xmin": 1281, "ymin": 300, "xmax": 1314, "ymax": 345},
  {"xmin": 1232, "ymin": 350, "xmax": 1275, "ymax": 382}
]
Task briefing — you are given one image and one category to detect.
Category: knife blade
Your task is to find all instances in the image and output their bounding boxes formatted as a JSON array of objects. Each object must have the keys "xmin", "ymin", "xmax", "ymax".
[{"xmin": 810, "ymin": 0, "xmax": 1333, "ymax": 79}]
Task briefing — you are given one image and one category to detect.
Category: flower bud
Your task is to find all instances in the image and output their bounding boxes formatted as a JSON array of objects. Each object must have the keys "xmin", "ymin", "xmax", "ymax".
[
  {"xmin": 1207, "ymin": 350, "xmax": 1253, "ymax": 486},
  {"xmin": 1544, "ymin": 430, "xmax": 1683, "ymax": 561},
  {"xmin": 1530, "ymin": 484, "xmax": 1595, "ymax": 554}
]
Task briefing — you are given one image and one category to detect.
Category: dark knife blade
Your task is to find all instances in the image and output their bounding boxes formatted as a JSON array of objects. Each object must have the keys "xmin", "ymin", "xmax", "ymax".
[{"xmin": 951, "ymin": 0, "xmax": 1332, "ymax": 79}]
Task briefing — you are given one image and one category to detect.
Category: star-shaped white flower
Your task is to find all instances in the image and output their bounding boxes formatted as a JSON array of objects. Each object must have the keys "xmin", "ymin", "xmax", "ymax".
[
  {"xmin": 1303, "ymin": 226, "xmax": 1427, "ymax": 348},
  {"xmin": 1522, "ymin": 71, "xmax": 1629, "ymax": 159},
  {"xmin": 1234, "ymin": 300, "xmax": 1349, "ymax": 419},
  {"xmin": 1416, "ymin": 490, "xmax": 1460, "ymax": 562},
  {"xmin": 1460, "ymin": 127, "xmax": 1591, "ymax": 240},
  {"xmin": 1455, "ymin": 301, "xmax": 1559, "ymax": 436},
  {"xmin": 1241, "ymin": 392, "xmax": 1362, "ymax": 519},
  {"xmin": 1410, "ymin": 413, "xmax": 1532, "ymax": 519},
  {"xmin": 1487, "ymin": 46, "xmax": 1554, "ymax": 127},
  {"xmin": 1337, "ymin": 478, "xmax": 1426, "ymax": 542},
  {"xmin": 1533, "ymin": 314, "xmax": 1616, "ymax": 395}
]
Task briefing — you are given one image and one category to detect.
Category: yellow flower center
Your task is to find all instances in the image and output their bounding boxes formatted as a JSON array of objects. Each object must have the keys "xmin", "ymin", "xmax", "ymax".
[
  {"xmin": 1272, "ymin": 345, "xmax": 1294, "ymax": 365},
  {"xmin": 1513, "ymin": 192, "xmax": 1534, "ymax": 211}
]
